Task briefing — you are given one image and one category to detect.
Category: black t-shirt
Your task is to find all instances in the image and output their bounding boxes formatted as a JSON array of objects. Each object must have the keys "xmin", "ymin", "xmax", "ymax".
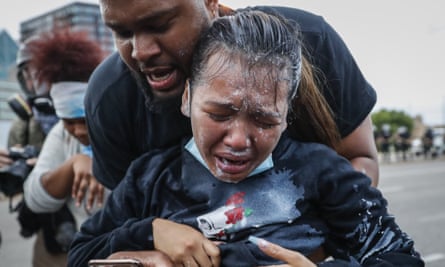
[
  {"xmin": 85, "ymin": 6, "xmax": 376, "ymax": 189},
  {"xmin": 68, "ymin": 137, "xmax": 422, "ymax": 267}
]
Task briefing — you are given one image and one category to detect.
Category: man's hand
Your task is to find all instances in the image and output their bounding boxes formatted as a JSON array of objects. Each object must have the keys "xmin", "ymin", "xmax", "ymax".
[{"xmin": 153, "ymin": 218, "xmax": 220, "ymax": 267}]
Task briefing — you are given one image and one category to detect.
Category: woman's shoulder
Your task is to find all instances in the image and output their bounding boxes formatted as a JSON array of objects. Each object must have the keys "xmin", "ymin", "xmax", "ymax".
[
  {"xmin": 272, "ymin": 136, "xmax": 353, "ymax": 181},
  {"xmin": 43, "ymin": 120, "xmax": 64, "ymax": 140},
  {"xmin": 274, "ymin": 135, "xmax": 338, "ymax": 160}
]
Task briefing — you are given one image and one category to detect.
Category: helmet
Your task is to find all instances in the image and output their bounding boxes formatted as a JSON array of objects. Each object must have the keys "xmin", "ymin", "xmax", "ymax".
[
  {"xmin": 16, "ymin": 42, "xmax": 32, "ymax": 68},
  {"xmin": 16, "ymin": 35, "xmax": 49, "ymax": 97}
]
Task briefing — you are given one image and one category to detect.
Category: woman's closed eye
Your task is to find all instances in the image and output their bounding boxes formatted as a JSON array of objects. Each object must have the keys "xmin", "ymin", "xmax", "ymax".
[
  {"xmin": 254, "ymin": 119, "xmax": 281, "ymax": 129},
  {"xmin": 252, "ymin": 112, "xmax": 282, "ymax": 129},
  {"xmin": 208, "ymin": 112, "xmax": 232, "ymax": 122}
]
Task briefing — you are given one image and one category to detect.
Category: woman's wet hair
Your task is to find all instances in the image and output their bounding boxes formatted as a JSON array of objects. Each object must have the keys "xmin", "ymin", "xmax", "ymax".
[
  {"xmin": 190, "ymin": 9, "xmax": 302, "ymax": 105},
  {"xmin": 190, "ymin": 9, "xmax": 340, "ymax": 148}
]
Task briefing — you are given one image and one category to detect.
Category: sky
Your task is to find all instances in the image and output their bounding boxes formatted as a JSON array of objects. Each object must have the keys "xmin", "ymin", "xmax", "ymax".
[{"xmin": 1, "ymin": 0, "xmax": 444, "ymax": 125}]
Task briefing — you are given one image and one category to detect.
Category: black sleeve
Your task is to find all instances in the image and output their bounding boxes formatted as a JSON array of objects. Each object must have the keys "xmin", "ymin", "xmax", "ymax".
[
  {"xmin": 85, "ymin": 52, "xmax": 146, "ymax": 189},
  {"xmin": 307, "ymin": 15, "xmax": 376, "ymax": 137},
  {"xmin": 67, "ymin": 161, "xmax": 155, "ymax": 267},
  {"xmin": 256, "ymin": 6, "xmax": 377, "ymax": 137},
  {"xmin": 309, "ymin": 147, "xmax": 423, "ymax": 266},
  {"xmin": 219, "ymin": 242, "xmax": 265, "ymax": 267}
]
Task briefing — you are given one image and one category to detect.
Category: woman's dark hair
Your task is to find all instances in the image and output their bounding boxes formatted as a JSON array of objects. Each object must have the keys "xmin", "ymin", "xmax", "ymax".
[
  {"xmin": 190, "ymin": 9, "xmax": 340, "ymax": 148},
  {"xmin": 288, "ymin": 56, "xmax": 341, "ymax": 149},
  {"xmin": 190, "ymin": 9, "xmax": 302, "ymax": 105}
]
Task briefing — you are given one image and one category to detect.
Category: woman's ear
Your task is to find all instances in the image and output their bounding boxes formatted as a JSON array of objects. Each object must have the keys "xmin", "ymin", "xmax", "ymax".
[{"xmin": 181, "ymin": 79, "xmax": 191, "ymax": 117}]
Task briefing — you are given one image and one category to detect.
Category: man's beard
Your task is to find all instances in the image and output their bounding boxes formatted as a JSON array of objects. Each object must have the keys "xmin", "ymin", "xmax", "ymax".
[{"xmin": 130, "ymin": 70, "xmax": 182, "ymax": 113}]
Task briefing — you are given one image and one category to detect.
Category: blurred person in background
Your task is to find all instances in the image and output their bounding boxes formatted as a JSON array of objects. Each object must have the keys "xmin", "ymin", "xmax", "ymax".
[
  {"xmin": 0, "ymin": 34, "xmax": 61, "ymax": 265},
  {"xmin": 0, "ymin": 34, "xmax": 58, "ymax": 185},
  {"xmin": 18, "ymin": 29, "xmax": 106, "ymax": 267}
]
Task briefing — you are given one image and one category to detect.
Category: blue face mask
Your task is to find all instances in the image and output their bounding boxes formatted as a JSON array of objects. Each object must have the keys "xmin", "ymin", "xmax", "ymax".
[
  {"xmin": 185, "ymin": 137, "xmax": 274, "ymax": 178},
  {"xmin": 81, "ymin": 145, "xmax": 93, "ymax": 158}
]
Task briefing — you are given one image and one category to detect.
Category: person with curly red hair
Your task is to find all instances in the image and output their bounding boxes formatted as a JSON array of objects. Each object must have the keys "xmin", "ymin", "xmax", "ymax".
[{"xmin": 21, "ymin": 29, "xmax": 106, "ymax": 267}]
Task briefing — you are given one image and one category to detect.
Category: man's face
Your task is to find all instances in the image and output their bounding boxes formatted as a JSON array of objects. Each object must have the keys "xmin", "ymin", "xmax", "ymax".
[
  {"xmin": 183, "ymin": 55, "xmax": 289, "ymax": 183},
  {"xmin": 100, "ymin": 0, "xmax": 217, "ymax": 101},
  {"xmin": 63, "ymin": 118, "xmax": 89, "ymax": 146}
]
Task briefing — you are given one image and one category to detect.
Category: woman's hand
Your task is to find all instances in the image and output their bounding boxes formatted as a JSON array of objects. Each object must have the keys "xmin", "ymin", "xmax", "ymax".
[
  {"xmin": 107, "ymin": 250, "xmax": 174, "ymax": 267},
  {"xmin": 70, "ymin": 154, "xmax": 104, "ymax": 210},
  {"xmin": 249, "ymin": 236, "xmax": 316, "ymax": 267},
  {"xmin": 153, "ymin": 218, "xmax": 220, "ymax": 267}
]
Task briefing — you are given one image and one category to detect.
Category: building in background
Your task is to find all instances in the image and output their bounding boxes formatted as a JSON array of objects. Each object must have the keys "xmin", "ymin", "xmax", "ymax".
[
  {"xmin": 1, "ymin": 1, "xmax": 114, "ymax": 139},
  {"xmin": 0, "ymin": 29, "xmax": 20, "ymax": 125},
  {"xmin": 0, "ymin": 29, "xmax": 19, "ymax": 81},
  {"xmin": 19, "ymin": 1, "xmax": 114, "ymax": 55},
  {"xmin": 0, "ymin": 81, "xmax": 20, "ymax": 146},
  {"xmin": 0, "ymin": 81, "xmax": 20, "ymax": 120}
]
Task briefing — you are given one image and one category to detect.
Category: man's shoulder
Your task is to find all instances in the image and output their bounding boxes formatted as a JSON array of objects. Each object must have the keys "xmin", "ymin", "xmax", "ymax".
[
  {"xmin": 89, "ymin": 51, "xmax": 132, "ymax": 87},
  {"xmin": 253, "ymin": 6, "xmax": 327, "ymax": 34},
  {"xmin": 85, "ymin": 51, "xmax": 141, "ymax": 114}
]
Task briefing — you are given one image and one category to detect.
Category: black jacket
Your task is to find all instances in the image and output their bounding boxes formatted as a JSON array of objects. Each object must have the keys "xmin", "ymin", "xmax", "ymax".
[{"xmin": 68, "ymin": 137, "xmax": 422, "ymax": 267}]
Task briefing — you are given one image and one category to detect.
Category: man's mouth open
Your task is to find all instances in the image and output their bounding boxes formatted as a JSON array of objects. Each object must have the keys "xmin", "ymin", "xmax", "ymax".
[{"xmin": 145, "ymin": 67, "xmax": 180, "ymax": 92}]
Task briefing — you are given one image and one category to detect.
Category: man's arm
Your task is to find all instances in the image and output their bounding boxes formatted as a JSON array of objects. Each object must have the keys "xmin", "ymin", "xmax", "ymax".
[
  {"xmin": 84, "ymin": 52, "xmax": 143, "ymax": 189},
  {"xmin": 336, "ymin": 115, "xmax": 379, "ymax": 186}
]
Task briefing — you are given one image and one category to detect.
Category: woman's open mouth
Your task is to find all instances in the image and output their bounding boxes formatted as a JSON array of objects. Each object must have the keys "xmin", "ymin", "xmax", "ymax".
[{"xmin": 216, "ymin": 156, "xmax": 250, "ymax": 174}]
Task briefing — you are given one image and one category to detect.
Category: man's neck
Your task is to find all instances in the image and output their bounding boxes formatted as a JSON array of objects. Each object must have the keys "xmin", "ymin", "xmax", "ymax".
[{"xmin": 218, "ymin": 4, "xmax": 234, "ymax": 16}]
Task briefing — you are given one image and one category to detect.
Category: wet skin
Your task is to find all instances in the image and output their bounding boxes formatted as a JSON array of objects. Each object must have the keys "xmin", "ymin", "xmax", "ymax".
[
  {"xmin": 100, "ymin": 0, "xmax": 218, "ymax": 100},
  {"xmin": 182, "ymin": 54, "xmax": 289, "ymax": 183}
]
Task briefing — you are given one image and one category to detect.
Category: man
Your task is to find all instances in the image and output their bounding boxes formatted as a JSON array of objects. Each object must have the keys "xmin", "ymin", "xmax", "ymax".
[{"xmin": 86, "ymin": 0, "xmax": 378, "ymax": 190}]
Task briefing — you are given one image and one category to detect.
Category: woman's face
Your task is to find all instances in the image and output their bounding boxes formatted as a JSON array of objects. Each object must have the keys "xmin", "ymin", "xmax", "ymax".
[
  {"xmin": 183, "ymin": 54, "xmax": 289, "ymax": 183},
  {"xmin": 62, "ymin": 118, "xmax": 89, "ymax": 146}
]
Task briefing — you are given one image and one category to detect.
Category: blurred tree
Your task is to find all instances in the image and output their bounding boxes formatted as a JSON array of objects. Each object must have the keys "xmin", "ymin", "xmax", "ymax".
[
  {"xmin": 372, "ymin": 109, "xmax": 414, "ymax": 134},
  {"xmin": 372, "ymin": 109, "xmax": 414, "ymax": 157}
]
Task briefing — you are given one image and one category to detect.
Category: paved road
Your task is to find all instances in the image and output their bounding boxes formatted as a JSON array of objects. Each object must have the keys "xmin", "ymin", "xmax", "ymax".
[
  {"xmin": 0, "ymin": 194, "xmax": 35, "ymax": 266},
  {"xmin": 378, "ymin": 157, "xmax": 445, "ymax": 267},
  {"xmin": 0, "ymin": 157, "xmax": 444, "ymax": 266}
]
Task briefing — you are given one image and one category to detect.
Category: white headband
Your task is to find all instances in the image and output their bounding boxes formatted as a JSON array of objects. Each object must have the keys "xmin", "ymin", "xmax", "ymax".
[{"xmin": 50, "ymin": 82, "xmax": 88, "ymax": 119}]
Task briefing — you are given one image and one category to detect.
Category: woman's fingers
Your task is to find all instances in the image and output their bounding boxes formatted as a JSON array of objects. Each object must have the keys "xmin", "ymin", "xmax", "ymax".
[{"xmin": 249, "ymin": 236, "xmax": 316, "ymax": 267}]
